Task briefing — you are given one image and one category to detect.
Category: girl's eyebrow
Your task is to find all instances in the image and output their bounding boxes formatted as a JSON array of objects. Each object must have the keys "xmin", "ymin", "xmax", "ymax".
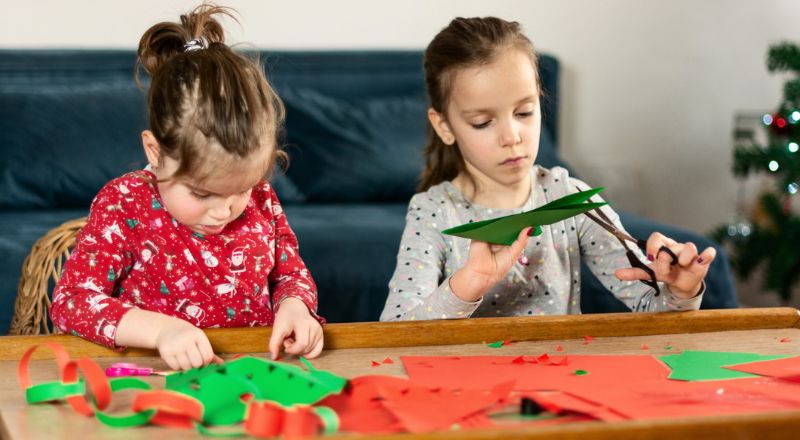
[{"xmin": 460, "ymin": 94, "xmax": 539, "ymax": 116}]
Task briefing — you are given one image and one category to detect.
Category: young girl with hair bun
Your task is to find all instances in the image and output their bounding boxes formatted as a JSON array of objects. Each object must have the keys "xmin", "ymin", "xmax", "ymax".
[{"xmin": 52, "ymin": 4, "xmax": 323, "ymax": 370}]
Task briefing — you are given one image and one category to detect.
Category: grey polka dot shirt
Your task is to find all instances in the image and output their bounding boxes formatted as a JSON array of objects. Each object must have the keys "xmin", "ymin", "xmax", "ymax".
[{"xmin": 380, "ymin": 166, "xmax": 703, "ymax": 321}]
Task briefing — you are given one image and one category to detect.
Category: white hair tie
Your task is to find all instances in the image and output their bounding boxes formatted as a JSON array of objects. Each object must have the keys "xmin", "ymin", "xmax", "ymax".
[{"xmin": 183, "ymin": 39, "xmax": 204, "ymax": 53}]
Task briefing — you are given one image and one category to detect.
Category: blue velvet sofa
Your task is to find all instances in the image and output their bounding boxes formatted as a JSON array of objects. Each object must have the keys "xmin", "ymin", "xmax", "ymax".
[{"xmin": 0, "ymin": 50, "xmax": 737, "ymax": 334}]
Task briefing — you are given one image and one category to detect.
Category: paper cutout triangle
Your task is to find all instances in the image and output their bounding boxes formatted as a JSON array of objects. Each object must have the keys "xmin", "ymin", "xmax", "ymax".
[{"xmin": 442, "ymin": 187, "xmax": 606, "ymax": 245}]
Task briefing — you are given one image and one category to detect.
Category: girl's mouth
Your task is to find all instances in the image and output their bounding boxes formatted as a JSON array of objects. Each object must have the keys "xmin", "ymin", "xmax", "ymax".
[
  {"xmin": 500, "ymin": 156, "xmax": 527, "ymax": 166},
  {"xmin": 198, "ymin": 224, "xmax": 225, "ymax": 235}
]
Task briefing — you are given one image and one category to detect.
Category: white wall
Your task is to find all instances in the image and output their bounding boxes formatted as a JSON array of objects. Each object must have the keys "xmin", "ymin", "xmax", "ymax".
[{"xmin": 3, "ymin": 0, "xmax": 800, "ymax": 236}]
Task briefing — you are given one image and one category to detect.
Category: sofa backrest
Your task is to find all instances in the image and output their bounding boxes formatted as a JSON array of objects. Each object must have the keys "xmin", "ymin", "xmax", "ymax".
[{"xmin": 0, "ymin": 50, "xmax": 563, "ymax": 209}]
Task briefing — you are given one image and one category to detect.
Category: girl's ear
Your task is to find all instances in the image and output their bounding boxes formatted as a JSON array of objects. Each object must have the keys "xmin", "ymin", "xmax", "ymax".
[
  {"xmin": 141, "ymin": 130, "xmax": 161, "ymax": 169},
  {"xmin": 428, "ymin": 108, "xmax": 456, "ymax": 145}
]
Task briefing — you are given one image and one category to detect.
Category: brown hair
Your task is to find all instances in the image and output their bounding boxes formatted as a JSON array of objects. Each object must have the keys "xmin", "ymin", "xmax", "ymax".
[
  {"xmin": 418, "ymin": 17, "xmax": 539, "ymax": 193},
  {"xmin": 135, "ymin": 3, "xmax": 286, "ymax": 184}
]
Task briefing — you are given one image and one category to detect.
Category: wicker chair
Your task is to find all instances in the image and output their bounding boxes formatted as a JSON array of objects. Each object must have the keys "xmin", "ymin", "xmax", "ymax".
[{"xmin": 10, "ymin": 217, "xmax": 87, "ymax": 335}]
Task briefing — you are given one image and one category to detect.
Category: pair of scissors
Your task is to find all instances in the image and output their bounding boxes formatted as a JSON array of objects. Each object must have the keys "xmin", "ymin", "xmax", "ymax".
[
  {"xmin": 105, "ymin": 362, "xmax": 171, "ymax": 377},
  {"xmin": 582, "ymin": 203, "xmax": 678, "ymax": 297}
]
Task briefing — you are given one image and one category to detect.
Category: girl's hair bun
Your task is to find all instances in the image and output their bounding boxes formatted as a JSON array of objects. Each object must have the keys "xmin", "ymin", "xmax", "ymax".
[{"xmin": 136, "ymin": 3, "xmax": 233, "ymax": 80}]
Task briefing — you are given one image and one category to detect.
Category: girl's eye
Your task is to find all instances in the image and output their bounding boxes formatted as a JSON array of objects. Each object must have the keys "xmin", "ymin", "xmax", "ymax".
[
  {"xmin": 516, "ymin": 111, "xmax": 534, "ymax": 118},
  {"xmin": 191, "ymin": 192, "xmax": 211, "ymax": 200},
  {"xmin": 471, "ymin": 121, "xmax": 491, "ymax": 129}
]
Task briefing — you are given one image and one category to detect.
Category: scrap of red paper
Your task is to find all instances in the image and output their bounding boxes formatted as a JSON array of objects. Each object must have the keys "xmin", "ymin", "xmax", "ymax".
[
  {"xmin": 370, "ymin": 361, "xmax": 381, "ymax": 367},
  {"xmin": 582, "ymin": 336, "xmax": 594, "ymax": 345},
  {"xmin": 317, "ymin": 375, "xmax": 405, "ymax": 435},
  {"xmin": 780, "ymin": 337, "xmax": 791, "ymax": 343},
  {"xmin": 556, "ymin": 345, "xmax": 564, "ymax": 352},
  {"xmin": 382, "ymin": 358, "xmax": 394, "ymax": 364},
  {"xmin": 723, "ymin": 356, "xmax": 800, "ymax": 380},
  {"xmin": 378, "ymin": 380, "xmax": 514, "ymax": 433}
]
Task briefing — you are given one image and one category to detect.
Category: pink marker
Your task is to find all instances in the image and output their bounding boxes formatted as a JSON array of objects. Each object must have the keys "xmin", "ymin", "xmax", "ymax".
[{"xmin": 105, "ymin": 363, "xmax": 170, "ymax": 377}]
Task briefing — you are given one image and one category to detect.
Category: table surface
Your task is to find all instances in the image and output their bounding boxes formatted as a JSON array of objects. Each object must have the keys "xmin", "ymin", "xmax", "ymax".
[{"xmin": 2, "ymin": 307, "xmax": 800, "ymax": 439}]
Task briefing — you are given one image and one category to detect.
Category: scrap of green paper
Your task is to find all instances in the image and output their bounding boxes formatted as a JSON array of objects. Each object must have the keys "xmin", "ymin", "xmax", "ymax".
[
  {"xmin": 95, "ymin": 377, "xmax": 155, "ymax": 428},
  {"xmin": 166, "ymin": 356, "xmax": 348, "ymax": 425},
  {"xmin": 487, "ymin": 341, "xmax": 505, "ymax": 348},
  {"xmin": 442, "ymin": 188, "xmax": 607, "ymax": 245},
  {"xmin": 660, "ymin": 350, "xmax": 789, "ymax": 381}
]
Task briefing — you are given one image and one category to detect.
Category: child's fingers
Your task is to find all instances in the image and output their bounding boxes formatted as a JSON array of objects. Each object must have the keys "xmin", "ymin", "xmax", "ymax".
[
  {"xmin": 175, "ymin": 352, "xmax": 193, "ymax": 371},
  {"xmin": 284, "ymin": 324, "xmax": 311, "ymax": 355},
  {"xmin": 197, "ymin": 337, "xmax": 217, "ymax": 365},
  {"xmin": 645, "ymin": 232, "xmax": 677, "ymax": 262},
  {"xmin": 653, "ymin": 243, "xmax": 683, "ymax": 279},
  {"xmin": 268, "ymin": 325, "xmax": 292, "ymax": 360},
  {"xmin": 696, "ymin": 246, "xmax": 717, "ymax": 266},
  {"xmin": 676, "ymin": 242, "xmax": 698, "ymax": 267},
  {"xmin": 615, "ymin": 267, "xmax": 652, "ymax": 282},
  {"xmin": 186, "ymin": 344, "xmax": 205, "ymax": 369},
  {"xmin": 163, "ymin": 355, "xmax": 181, "ymax": 371},
  {"xmin": 305, "ymin": 335, "xmax": 324, "ymax": 359},
  {"xmin": 211, "ymin": 355, "xmax": 225, "ymax": 365},
  {"xmin": 509, "ymin": 227, "xmax": 533, "ymax": 257}
]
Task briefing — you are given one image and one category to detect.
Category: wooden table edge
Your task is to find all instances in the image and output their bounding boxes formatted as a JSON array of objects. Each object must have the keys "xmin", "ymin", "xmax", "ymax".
[{"xmin": 2, "ymin": 307, "xmax": 798, "ymax": 360}]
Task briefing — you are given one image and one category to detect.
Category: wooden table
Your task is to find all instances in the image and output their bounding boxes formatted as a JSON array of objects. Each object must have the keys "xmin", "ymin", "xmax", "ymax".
[{"xmin": 2, "ymin": 307, "xmax": 800, "ymax": 439}]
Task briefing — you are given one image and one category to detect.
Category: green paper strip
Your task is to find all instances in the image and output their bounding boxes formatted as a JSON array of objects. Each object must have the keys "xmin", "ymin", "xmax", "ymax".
[
  {"xmin": 26, "ymin": 380, "xmax": 85, "ymax": 404},
  {"xmin": 95, "ymin": 377, "xmax": 156, "ymax": 428},
  {"xmin": 194, "ymin": 422, "xmax": 245, "ymax": 438},
  {"xmin": 313, "ymin": 406, "xmax": 340, "ymax": 435},
  {"xmin": 487, "ymin": 341, "xmax": 505, "ymax": 348},
  {"xmin": 442, "ymin": 188, "xmax": 607, "ymax": 245}
]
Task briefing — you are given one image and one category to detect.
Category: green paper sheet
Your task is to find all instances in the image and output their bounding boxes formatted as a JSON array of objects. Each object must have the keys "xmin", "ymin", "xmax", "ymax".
[
  {"xmin": 660, "ymin": 350, "xmax": 789, "ymax": 381},
  {"xmin": 442, "ymin": 187, "xmax": 607, "ymax": 245}
]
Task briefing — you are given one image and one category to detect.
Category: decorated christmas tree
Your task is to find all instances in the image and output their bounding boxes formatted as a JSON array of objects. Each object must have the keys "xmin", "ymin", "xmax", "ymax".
[{"xmin": 714, "ymin": 42, "xmax": 800, "ymax": 304}]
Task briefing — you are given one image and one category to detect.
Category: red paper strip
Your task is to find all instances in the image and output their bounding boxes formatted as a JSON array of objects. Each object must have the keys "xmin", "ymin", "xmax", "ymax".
[
  {"xmin": 132, "ymin": 390, "xmax": 204, "ymax": 429},
  {"xmin": 61, "ymin": 358, "xmax": 112, "ymax": 416},
  {"xmin": 17, "ymin": 342, "xmax": 71, "ymax": 391}
]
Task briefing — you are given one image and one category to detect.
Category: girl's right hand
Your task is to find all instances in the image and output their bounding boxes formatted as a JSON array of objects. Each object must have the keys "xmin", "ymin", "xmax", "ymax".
[
  {"xmin": 155, "ymin": 317, "xmax": 222, "ymax": 370},
  {"xmin": 449, "ymin": 227, "xmax": 533, "ymax": 302}
]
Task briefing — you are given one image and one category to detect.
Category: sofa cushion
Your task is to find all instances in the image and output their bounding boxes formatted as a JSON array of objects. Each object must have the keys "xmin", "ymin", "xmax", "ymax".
[
  {"xmin": 0, "ymin": 82, "xmax": 148, "ymax": 209},
  {"xmin": 281, "ymin": 87, "xmax": 427, "ymax": 202},
  {"xmin": 283, "ymin": 203, "xmax": 408, "ymax": 322}
]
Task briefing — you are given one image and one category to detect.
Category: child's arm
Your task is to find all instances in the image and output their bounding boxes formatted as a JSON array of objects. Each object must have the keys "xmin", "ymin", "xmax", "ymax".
[
  {"xmin": 261, "ymin": 186, "xmax": 323, "ymax": 359},
  {"xmin": 50, "ymin": 183, "xmax": 136, "ymax": 347},
  {"xmin": 380, "ymin": 194, "xmax": 530, "ymax": 321}
]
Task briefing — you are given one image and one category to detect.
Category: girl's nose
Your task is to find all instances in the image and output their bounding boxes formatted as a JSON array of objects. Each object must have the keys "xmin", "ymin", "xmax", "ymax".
[
  {"xmin": 500, "ymin": 121, "xmax": 521, "ymax": 148},
  {"xmin": 210, "ymin": 198, "xmax": 235, "ymax": 220}
]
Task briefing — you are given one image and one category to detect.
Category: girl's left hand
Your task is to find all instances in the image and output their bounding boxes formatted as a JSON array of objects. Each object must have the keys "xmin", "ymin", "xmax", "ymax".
[
  {"xmin": 269, "ymin": 297, "xmax": 324, "ymax": 360},
  {"xmin": 615, "ymin": 232, "xmax": 716, "ymax": 299}
]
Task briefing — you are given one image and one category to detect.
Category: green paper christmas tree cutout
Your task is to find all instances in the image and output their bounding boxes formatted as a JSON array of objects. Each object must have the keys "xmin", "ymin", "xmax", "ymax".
[{"xmin": 442, "ymin": 187, "xmax": 607, "ymax": 245}]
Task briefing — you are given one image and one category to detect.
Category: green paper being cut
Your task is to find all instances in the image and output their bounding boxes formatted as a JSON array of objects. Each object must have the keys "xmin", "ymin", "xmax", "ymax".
[
  {"xmin": 442, "ymin": 187, "xmax": 607, "ymax": 245},
  {"xmin": 660, "ymin": 350, "xmax": 789, "ymax": 381}
]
